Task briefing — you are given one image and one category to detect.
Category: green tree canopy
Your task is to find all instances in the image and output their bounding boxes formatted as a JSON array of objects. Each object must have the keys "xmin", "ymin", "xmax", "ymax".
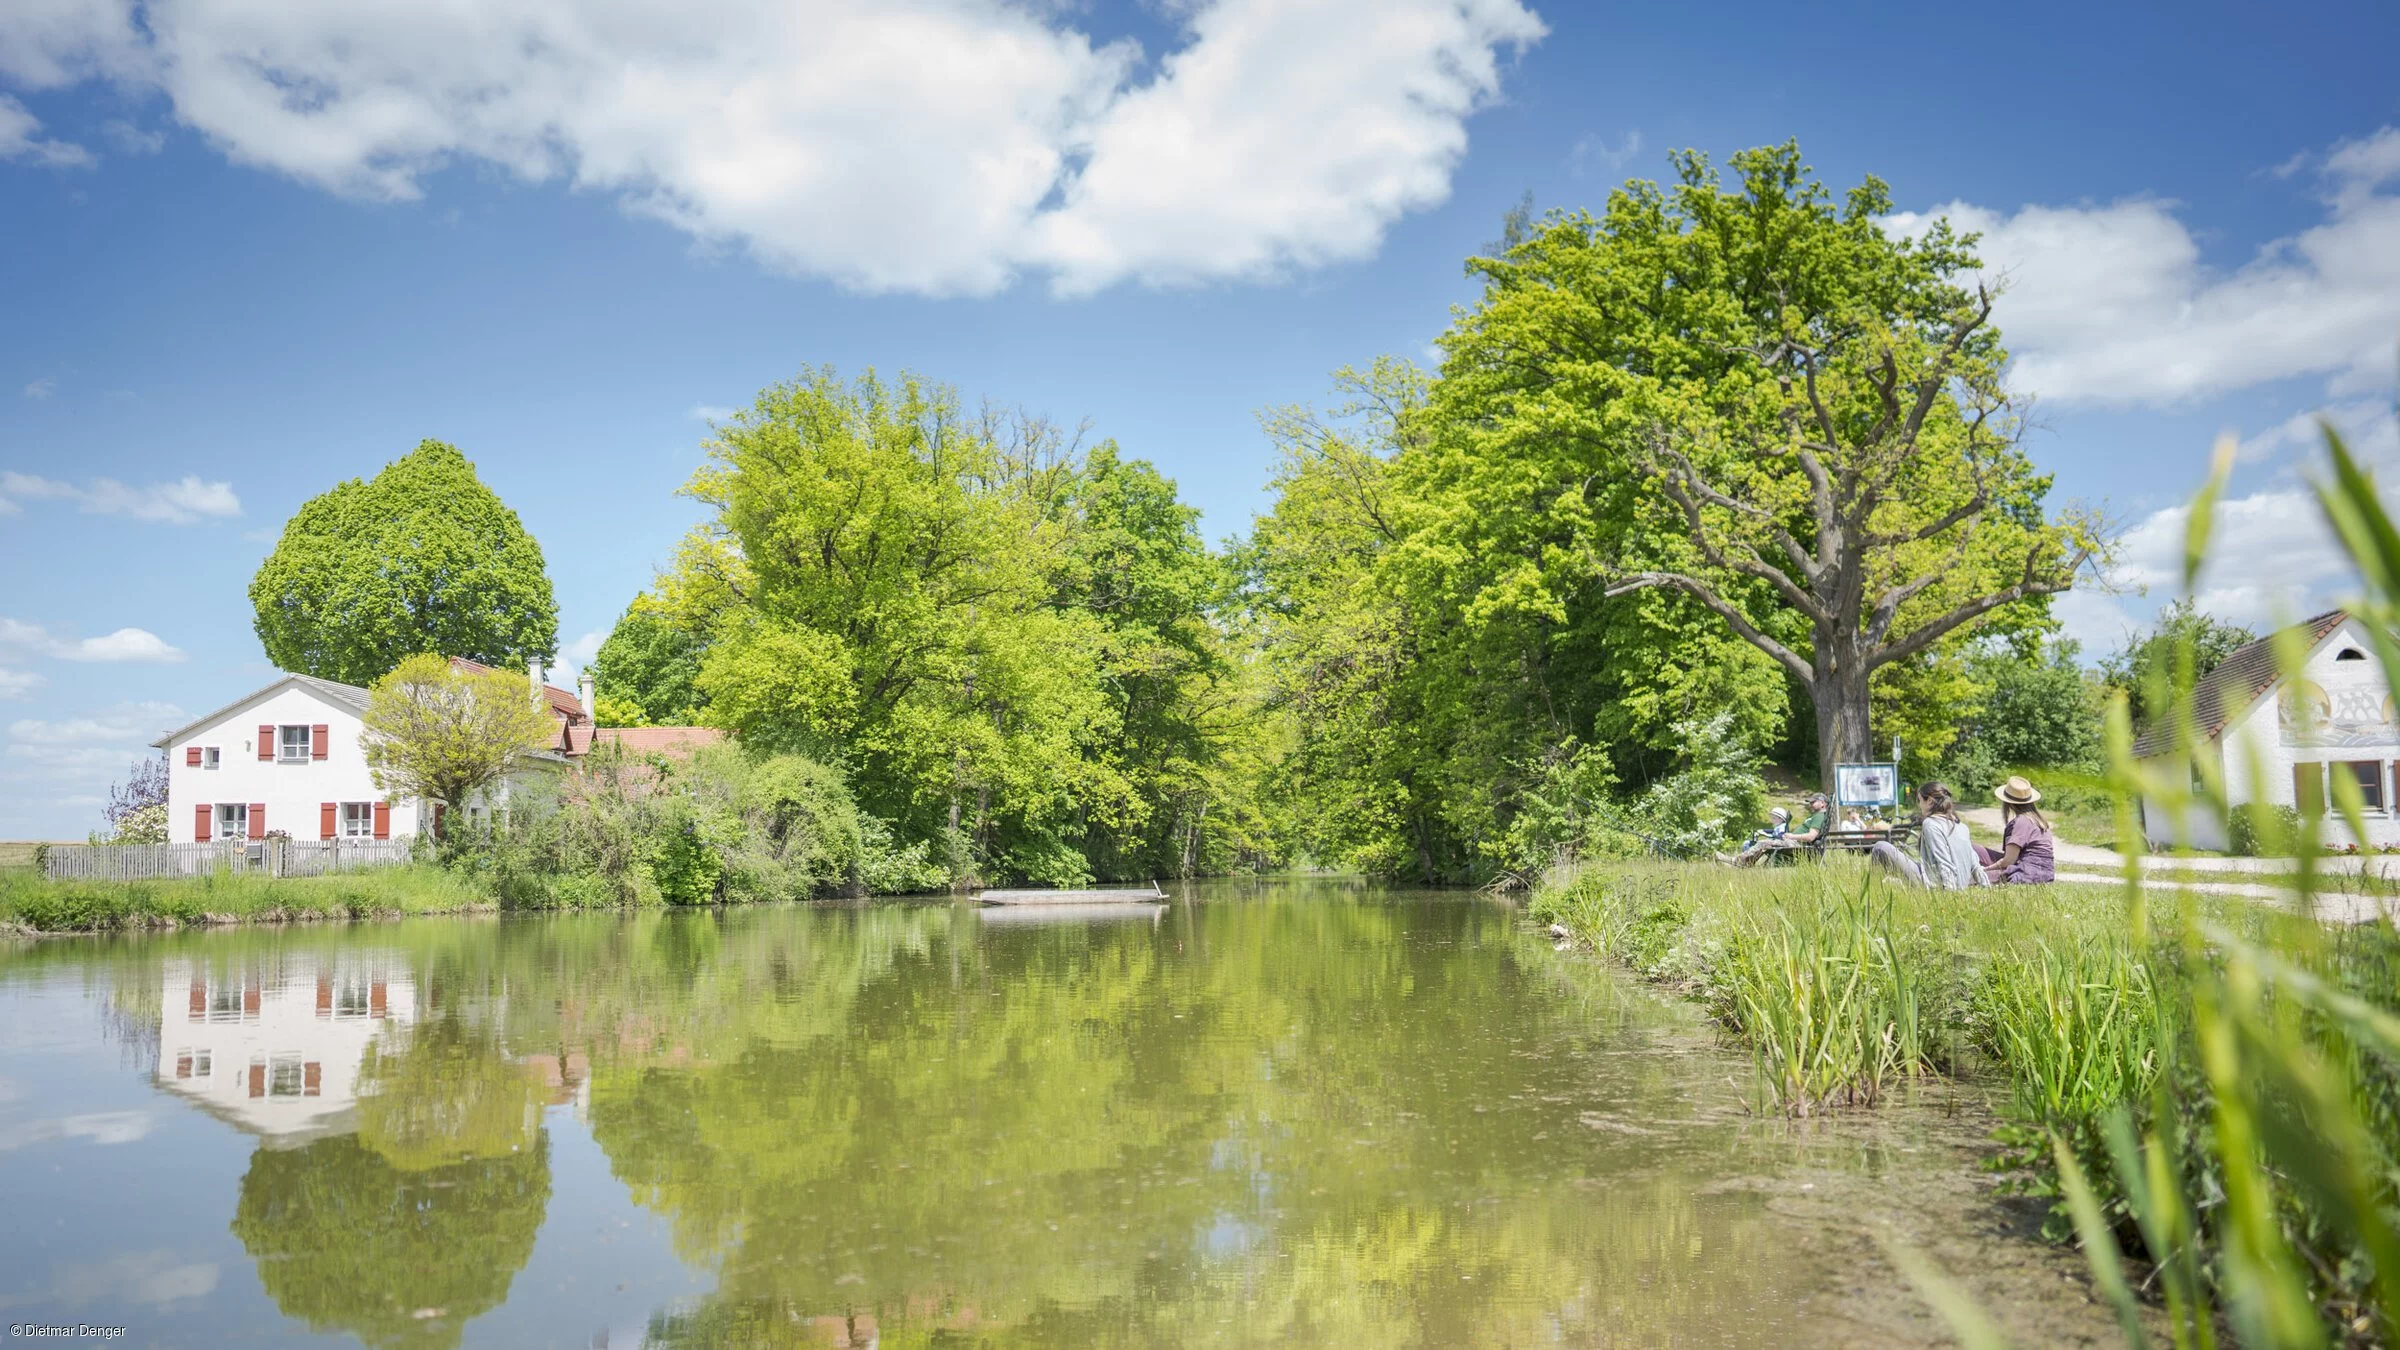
[
  {"xmin": 362, "ymin": 654, "xmax": 554, "ymax": 815},
  {"xmin": 1937, "ymin": 639, "xmax": 2104, "ymax": 793},
  {"xmin": 2099, "ymin": 598, "xmax": 2259, "ymax": 727},
  {"xmin": 651, "ymin": 368, "xmax": 1268, "ymax": 884},
  {"xmin": 1430, "ymin": 144, "xmax": 2098, "ymax": 792},
  {"xmin": 588, "ymin": 601, "xmax": 708, "ymax": 726},
  {"xmin": 251, "ymin": 440, "xmax": 557, "ymax": 684}
]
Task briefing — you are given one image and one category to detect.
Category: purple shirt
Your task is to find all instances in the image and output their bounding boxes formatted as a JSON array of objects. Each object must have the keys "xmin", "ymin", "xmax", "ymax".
[{"xmin": 1996, "ymin": 812, "xmax": 2055, "ymax": 884}]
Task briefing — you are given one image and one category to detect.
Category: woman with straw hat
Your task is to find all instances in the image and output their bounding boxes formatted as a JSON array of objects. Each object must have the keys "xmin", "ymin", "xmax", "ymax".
[{"xmin": 1981, "ymin": 776, "xmax": 2056, "ymax": 884}]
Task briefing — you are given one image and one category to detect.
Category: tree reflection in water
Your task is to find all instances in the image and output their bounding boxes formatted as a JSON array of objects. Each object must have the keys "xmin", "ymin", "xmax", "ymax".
[
  {"xmin": 175, "ymin": 893, "xmax": 1855, "ymax": 1346},
  {"xmin": 229, "ymin": 1133, "xmax": 549, "ymax": 1350}
]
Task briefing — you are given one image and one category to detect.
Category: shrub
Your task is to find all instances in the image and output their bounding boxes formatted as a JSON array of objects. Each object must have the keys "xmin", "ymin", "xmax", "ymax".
[{"xmin": 2228, "ymin": 801, "xmax": 2301, "ymax": 857}]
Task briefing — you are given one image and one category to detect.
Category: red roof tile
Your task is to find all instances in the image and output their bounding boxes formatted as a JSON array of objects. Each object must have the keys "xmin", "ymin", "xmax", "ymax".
[{"xmin": 590, "ymin": 726, "xmax": 724, "ymax": 759}]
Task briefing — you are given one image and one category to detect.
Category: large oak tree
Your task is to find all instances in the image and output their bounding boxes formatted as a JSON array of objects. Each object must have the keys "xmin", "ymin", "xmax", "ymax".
[
  {"xmin": 251, "ymin": 440, "xmax": 557, "ymax": 685},
  {"xmin": 1433, "ymin": 144, "xmax": 2100, "ymax": 789}
]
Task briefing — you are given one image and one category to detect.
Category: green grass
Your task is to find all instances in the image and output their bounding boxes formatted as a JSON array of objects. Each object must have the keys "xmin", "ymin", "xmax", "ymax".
[
  {"xmin": 1532, "ymin": 859, "xmax": 2187, "ymax": 1115},
  {"xmin": 1533, "ymin": 855, "xmax": 2400, "ymax": 1341},
  {"xmin": 0, "ymin": 865, "xmax": 494, "ymax": 933}
]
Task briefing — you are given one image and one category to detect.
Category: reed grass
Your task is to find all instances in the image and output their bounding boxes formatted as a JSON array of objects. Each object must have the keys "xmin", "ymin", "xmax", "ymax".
[{"xmin": 1530, "ymin": 852, "xmax": 2398, "ymax": 1343}]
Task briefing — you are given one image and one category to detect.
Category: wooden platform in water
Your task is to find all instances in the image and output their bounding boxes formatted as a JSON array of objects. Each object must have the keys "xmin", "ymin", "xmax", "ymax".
[{"xmin": 976, "ymin": 884, "xmax": 1166, "ymax": 906}]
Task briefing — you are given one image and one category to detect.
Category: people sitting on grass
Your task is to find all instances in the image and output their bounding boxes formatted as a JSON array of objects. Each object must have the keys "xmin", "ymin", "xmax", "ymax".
[
  {"xmin": 1869, "ymin": 782, "xmax": 1989, "ymax": 890},
  {"xmin": 1980, "ymin": 776, "xmax": 2056, "ymax": 885},
  {"xmin": 1728, "ymin": 793, "xmax": 1829, "ymax": 867}
]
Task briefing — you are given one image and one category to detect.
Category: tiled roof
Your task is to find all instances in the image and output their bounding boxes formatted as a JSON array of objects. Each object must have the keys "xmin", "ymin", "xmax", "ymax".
[
  {"xmin": 149, "ymin": 673, "xmax": 372, "ymax": 748},
  {"xmin": 2129, "ymin": 609, "xmax": 2349, "ymax": 759},
  {"xmin": 589, "ymin": 726, "xmax": 724, "ymax": 759},
  {"xmin": 448, "ymin": 656, "xmax": 586, "ymax": 723}
]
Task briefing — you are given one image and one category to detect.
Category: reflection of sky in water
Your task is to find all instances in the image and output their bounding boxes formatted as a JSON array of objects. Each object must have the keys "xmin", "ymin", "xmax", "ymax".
[{"xmin": 1199, "ymin": 1212, "xmax": 1267, "ymax": 1261}]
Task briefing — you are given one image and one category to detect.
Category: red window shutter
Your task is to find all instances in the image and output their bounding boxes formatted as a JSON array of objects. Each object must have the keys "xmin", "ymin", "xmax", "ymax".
[
  {"xmin": 186, "ymin": 745, "xmax": 201, "ymax": 767},
  {"xmin": 248, "ymin": 804, "xmax": 267, "ymax": 840},
  {"xmin": 312, "ymin": 724, "xmax": 329, "ymax": 759},
  {"xmin": 257, "ymin": 725, "xmax": 274, "ymax": 760},
  {"xmin": 195, "ymin": 804, "xmax": 212, "ymax": 842},
  {"xmin": 372, "ymin": 801, "xmax": 391, "ymax": 839},
  {"xmin": 320, "ymin": 802, "xmax": 337, "ymax": 839}
]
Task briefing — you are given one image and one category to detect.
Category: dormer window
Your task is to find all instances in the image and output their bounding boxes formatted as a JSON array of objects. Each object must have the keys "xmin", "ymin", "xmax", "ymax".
[{"xmin": 2336, "ymin": 648, "xmax": 2368, "ymax": 661}]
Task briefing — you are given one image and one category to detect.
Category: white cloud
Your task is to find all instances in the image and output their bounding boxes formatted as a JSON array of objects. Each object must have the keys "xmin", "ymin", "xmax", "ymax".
[
  {"xmin": 66, "ymin": 628, "xmax": 186, "ymax": 662},
  {"xmin": 0, "ymin": 618, "xmax": 186, "ymax": 663},
  {"xmin": 2237, "ymin": 398, "xmax": 2400, "ymax": 465},
  {"xmin": 0, "ymin": 0, "xmax": 1541, "ymax": 296},
  {"xmin": 1568, "ymin": 129, "xmax": 1641, "ymax": 175},
  {"xmin": 99, "ymin": 117, "xmax": 162, "ymax": 153},
  {"xmin": 0, "ymin": 669, "xmax": 44, "ymax": 701},
  {"xmin": 688, "ymin": 403, "xmax": 736, "ymax": 423},
  {"xmin": 5, "ymin": 705, "xmax": 182, "ymax": 782},
  {"xmin": 0, "ymin": 93, "xmax": 92, "ymax": 167},
  {"xmin": 0, "ymin": 470, "xmax": 241, "ymax": 523},
  {"xmin": 2061, "ymin": 481, "xmax": 2393, "ymax": 655},
  {"xmin": 557, "ymin": 630, "xmax": 605, "ymax": 678},
  {"xmin": 1888, "ymin": 126, "xmax": 2400, "ymax": 407},
  {"xmin": 22, "ymin": 376, "xmax": 56, "ymax": 399}
]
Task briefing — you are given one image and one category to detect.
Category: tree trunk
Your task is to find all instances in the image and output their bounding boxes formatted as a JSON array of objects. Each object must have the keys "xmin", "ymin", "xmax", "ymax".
[{"xmin": 1810, "ymin": 652, "xmax": 1873, "ymax": 799}]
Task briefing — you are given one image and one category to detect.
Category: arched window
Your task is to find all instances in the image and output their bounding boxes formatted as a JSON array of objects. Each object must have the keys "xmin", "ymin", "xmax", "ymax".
[{"xmin": 2336, "ymin": 647, "xmax": 2368, "ymax": 661}]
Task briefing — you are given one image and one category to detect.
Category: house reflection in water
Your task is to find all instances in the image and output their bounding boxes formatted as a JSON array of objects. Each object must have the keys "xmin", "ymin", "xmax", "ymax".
[{"xmin": 156, "ymin": 958, "xmax": 416, "ymax": 1145}]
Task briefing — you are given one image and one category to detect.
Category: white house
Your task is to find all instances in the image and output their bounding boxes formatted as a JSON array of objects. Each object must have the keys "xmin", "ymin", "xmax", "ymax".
[
  {"xmin": 2135, "ymin": 610, "xmax": 2400, "ymax": 850},
  {"xmin": 154, "ymin": 672, "xmax": 429, "ymax": 844},
  {"xmin": 149, "ymin": 658, "xmax": 724, "ymax": 843},
  {"xmin": 155, "ymin": 954, "xmax": 416, "ymax": 1144}
]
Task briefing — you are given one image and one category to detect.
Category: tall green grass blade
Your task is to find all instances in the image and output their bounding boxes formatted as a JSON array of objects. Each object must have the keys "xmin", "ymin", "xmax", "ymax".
[{"xmin": 2053, "ymin": 1132, "xmax": 2153, "ymax": 1349}]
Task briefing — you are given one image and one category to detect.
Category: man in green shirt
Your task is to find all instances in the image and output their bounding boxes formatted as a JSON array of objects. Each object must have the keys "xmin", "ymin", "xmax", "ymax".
[{"xmin": 1728, "ymin": 793, "xmax": 1831, "ymax": 866}]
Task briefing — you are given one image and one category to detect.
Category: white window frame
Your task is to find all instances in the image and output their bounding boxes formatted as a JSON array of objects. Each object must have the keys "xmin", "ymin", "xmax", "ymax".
[
  {"xmin": 201, "ymin": 746, "xmax": 220, "ymax": 770},
  {"xmin": 278, "ymin": 724, "xmax": 312, "ymax": 763},
  {"xmin": 267, "ymin": 1054, "xmax": 306, "ymax": 1097},
  {"xmin": 340, "ymin": 802, "xmax": 376, "ymax": 838},
  {"xmin": 215, "ymin": 802, "xmax": 248, "ymax": 840}
]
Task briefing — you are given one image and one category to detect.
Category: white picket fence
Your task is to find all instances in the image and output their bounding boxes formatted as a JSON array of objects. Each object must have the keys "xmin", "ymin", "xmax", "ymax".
[{"xmin": 41, "ymin": 838, "xmax": 419, "ymax": 882}]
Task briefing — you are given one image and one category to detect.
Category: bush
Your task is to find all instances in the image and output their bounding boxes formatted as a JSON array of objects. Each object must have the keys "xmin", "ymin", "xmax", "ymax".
[
  {"xmin": 1619, "ymin": 712, "xmax": 1767, "ymax": 857},
  {"xmin": 2227, "ymin": 801, "xmax": 2301, "ymax": 857}
]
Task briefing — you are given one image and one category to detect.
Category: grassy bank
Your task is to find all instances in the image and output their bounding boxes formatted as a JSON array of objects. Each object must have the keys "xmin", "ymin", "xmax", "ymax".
[
  {"xmin": 1532, "ymin": 857, "xmax": 2400, "ymax": 1342},
  {"xmin": 0, "ymin": 865, "xmax": 493, "ymax": 933}
]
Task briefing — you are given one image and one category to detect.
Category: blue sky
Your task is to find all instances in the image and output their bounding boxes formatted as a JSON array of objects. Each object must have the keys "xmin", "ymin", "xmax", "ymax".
[{"xmin": 1, "ymin": 0, "xmax": 2395, "ymax": 838}]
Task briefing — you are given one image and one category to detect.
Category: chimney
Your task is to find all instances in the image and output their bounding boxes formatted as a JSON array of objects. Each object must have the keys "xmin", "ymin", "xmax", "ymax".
[
  {"xmin": 578, "ymin": 673, "xmax": 596, "ymax": 722},
  {"xmin": 527, "ymin": 657, "xmax": 545, "ymax": 707}
]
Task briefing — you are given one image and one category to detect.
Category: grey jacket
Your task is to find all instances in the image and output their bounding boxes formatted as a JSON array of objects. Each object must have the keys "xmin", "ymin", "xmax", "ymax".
[{"xmin": 1917, "ymin": 816, "xmax": 1990, "ymax": 890}]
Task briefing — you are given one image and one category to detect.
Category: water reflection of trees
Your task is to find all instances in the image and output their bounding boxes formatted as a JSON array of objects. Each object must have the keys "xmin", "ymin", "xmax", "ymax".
[
  {"xmin": 229, "ymin": 1133, "xmax": 549, "ymax": 1350},
  {"xmin": 517, "ymin": 900, "xmax": 1824, "ymax": 1346},
  {"xmin": 89, "ymin": 896, "xmax": 1831, "ymax": 1345}
]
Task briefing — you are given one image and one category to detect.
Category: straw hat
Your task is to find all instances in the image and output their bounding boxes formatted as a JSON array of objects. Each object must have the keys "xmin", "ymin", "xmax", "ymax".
[{"xmin": 1994, "ymin": 776, "xmax": 2042, "ymax": 806}]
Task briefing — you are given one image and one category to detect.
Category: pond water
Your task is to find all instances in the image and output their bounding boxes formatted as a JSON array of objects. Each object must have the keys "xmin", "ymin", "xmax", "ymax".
[{"xmin": 0, "ymin": 882, "xmax": 2125, "ymax": 1347}]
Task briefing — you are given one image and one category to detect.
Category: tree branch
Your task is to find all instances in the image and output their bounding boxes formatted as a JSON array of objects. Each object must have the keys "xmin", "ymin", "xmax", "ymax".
[
  {"xmin": 1604, "ymin": 571, "xmax": 1815, "ymax": 684},
  {"xmin": 1868, "ymin": 540, "xmax": 2092, "ymax": 671}
]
